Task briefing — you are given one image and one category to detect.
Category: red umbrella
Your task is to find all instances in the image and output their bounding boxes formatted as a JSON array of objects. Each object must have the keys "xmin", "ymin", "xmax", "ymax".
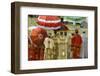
[{"xmin": 37, "ymin": 16, "xmax": 63, "ymax": 30}]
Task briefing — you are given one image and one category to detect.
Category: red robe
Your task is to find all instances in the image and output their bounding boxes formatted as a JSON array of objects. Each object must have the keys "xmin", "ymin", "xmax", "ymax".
[
  {"xmin": 71, "ymin": 34, "xmax": 82, "ymax": 58},
  {"xmin": 28, "ymin": 45, "xmax": 44, "ymax": 60},
  {"xmin": 28, "ymin": 27, "xmax": 47, "ymax": 60}
]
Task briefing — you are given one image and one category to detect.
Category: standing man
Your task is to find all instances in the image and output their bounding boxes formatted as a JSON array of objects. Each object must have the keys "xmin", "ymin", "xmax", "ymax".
[
  {"xmin": 44, "ymin": 36, "xmax": 55, "ymax": 60},
  {"xmin": 28, "ymin": 27, "xmax": 47, "ymax": 60},
  {"xmin": 80, "ymin": 31, "xmax": 88, "ymax": 58},
  {"xmin": 69, "ymin": 33, "xmax": 74, "ymax": 59},
  {"xmin": 57, "ymin": 32, "xmax": 67, "ymax": 59},
  {"xmin": 71, "ymin": 29, "xmax": 82, "ymax": 58}
]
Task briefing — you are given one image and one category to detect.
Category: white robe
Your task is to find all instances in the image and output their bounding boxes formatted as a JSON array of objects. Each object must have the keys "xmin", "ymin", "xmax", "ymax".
[
  {"xmin": 80, "ymin": 34, "xmax": 88, "ymax": 58},
  {"xmin": 44, "ymin": 37, "xmax": 55, "ymax": 59},
  {"xmin": 57, "ymin": 36, "xmax": 68, "ymax": 59},
  {"xmin": 44, "ymin": 37, "xmax": 55, "ymax": 49}
]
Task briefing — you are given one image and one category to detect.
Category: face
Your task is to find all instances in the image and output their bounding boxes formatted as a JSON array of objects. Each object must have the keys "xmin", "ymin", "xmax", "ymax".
[{"xmin": 38, "ymin": 34, "xmax": 43, "ymax": 40}]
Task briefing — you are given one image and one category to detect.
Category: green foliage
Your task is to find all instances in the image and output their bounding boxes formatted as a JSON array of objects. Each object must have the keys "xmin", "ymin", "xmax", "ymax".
[
  {"xmin": 28, "ymin": 17, "xmax": 38, "ymax": 27},
  {"xmin": 62, "ymin": 16, "xmax": 86, "ymax": 21}
]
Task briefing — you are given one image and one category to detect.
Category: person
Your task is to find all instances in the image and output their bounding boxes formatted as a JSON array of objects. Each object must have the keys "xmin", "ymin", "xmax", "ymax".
[
  {"xmin": 28, "ymin": 34, "xmax": 45, "ymax": 60},
  {"xmin": 44, "ymin": 36, "xmax": 55, "ymax": 60},
  {"xmin": 80, "ymin": 31, "xmax": 88, "ymax": 58},
  {"xmin": 28, "ymin": 27, "xmax": 47, "ymax": 60},
  {"xmin": 68, "ymin": 33, "xmax": 74, "ymax": 59},
  {"xmin": 71, "ymin": 29, "xmax": 82, "ymax": 58},
  {"xmin": 57, "ymin": 32, "xmax": 67, "ymax": 59}
]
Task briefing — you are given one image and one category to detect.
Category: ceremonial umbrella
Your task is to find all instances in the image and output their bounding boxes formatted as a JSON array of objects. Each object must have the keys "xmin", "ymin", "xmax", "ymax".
[{"xmin": 37, "ymin": 15, "xmax": 63, "ymax": 30}]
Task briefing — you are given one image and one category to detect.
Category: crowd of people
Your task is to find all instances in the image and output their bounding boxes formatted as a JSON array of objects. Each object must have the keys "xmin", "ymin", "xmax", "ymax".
[{"xmin": 28, "ymin": 27, "xmax": 88, "ymax": 60}]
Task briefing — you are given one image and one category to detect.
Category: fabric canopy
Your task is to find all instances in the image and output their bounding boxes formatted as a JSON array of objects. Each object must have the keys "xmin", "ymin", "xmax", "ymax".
[{"xmin": 37, "ymin": 16, "xmax": 63, "ymax": 30}]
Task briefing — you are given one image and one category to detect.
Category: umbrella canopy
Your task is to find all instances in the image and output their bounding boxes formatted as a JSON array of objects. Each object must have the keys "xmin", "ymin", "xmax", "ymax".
[{"xmin": 37, "ymin": 16, "xmax": 63, "ymax": 30}]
